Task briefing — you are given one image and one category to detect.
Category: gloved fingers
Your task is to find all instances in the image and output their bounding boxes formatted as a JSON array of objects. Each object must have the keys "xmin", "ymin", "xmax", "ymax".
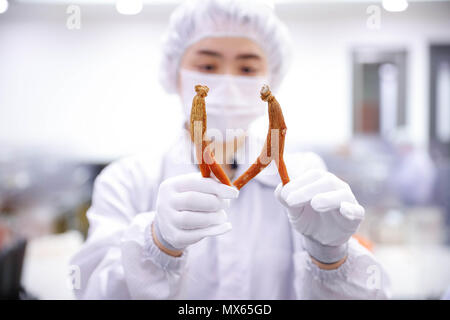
[
  {"xmin": 310, "ymin": 189, "xmax": 357, "ymax": 213},
  {"xmin": 174, "ymin": 173, "xmax": 239, "ymax": 199},
  {"xmin": 339, "ymin": 201, "xmax": 365, "ymax": 221},
  {"xmin": 195, "ymin": 221, "xmax": 232, "ymax": 238},
  {"xmin": 176, "ymin": 222, "xmax": 232, "ymax": 246},
  {"xmin": 274, "ymin": 183, "xmax": 286, "ymax": 205},
  {"xmin": 275, "ymin": 182, "xmax": 307, "ymax": 221},
  {"xmin": 275, "ymin": 183, "xmax": 282, "ymax": 198},
  {"xmin": 172, "ymin": 191, "xmax": 229, "ymax": 212},
  {"xmin": 173, "ymin": 210, "xmax": 228, "ymax": 230},
  {"xmin": 285, "ymin": 175, "xmax": 345, "ymax": 207},
  {"xmin": 280, "ymin": 169, "xmax": 326, "ymax": 200}
]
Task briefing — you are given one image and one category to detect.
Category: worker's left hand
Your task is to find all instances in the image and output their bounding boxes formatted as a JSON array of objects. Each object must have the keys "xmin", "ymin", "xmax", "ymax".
[{"xmin": 275, "ymin": 169, "xmax": 364, "ymax": 263}]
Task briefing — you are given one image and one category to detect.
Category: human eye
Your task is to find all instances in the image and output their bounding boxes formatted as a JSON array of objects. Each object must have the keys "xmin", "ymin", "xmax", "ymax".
[
  {"xmin": 240, "ymin": 66, "xmax": 258, "ymax": 74},
  {"xmin": 197, "ymin": 64, "xmax": 217, "ymax": 73}
]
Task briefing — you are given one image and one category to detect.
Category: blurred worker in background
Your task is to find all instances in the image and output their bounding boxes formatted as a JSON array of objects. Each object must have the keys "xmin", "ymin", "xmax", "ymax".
[{"xmin": 71, "ymin": 0, "xmax": 391, "ymax": 299}]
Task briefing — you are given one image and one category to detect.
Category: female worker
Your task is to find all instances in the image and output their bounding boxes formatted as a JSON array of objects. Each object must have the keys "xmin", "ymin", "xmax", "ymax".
[{"xmin": 71, "ymin": 0, "xmax": 391, "ymax": 299}]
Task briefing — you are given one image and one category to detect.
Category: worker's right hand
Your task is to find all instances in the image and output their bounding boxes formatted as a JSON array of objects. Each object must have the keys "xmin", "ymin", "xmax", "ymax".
[{"xmin": 153, "ymin": 172, "xmax": 239, "ymax": 253}]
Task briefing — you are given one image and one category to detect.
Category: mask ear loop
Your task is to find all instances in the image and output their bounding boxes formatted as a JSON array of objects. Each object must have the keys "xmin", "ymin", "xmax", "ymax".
[
  {"xmin": 232, "ymin": 84, "xmax": 290, "ymax": 190},
  {"xmin": 190, "ymin": 85, "xmax": 232, "ymax": 186}
]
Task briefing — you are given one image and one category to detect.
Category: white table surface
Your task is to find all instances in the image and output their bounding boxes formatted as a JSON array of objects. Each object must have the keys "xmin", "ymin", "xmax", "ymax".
[
  {"xmin": 22, "ymin": 230, "xmax": 83, "ymax": 300},
  {"xmin": 374, "ymin": 244, "xmax": 450, "ymax": 299}
]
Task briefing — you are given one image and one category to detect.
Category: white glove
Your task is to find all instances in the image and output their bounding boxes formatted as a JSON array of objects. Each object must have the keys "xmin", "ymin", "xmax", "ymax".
[
  {"xmin": 154, "ymin": 172, "xmax": 239, "ymax": 251},
  {"xmin": 275, "ymin": 170, "xmax": 364, "ymax": 263}
]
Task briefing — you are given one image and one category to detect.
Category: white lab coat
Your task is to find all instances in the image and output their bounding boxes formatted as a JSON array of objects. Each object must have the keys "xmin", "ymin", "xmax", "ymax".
[{"xmin": 71, "ymin": 131, "xmax": 391, "ymax": 299}]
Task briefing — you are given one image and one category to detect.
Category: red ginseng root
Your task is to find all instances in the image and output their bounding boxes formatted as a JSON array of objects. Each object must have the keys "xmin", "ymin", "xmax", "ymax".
[
  {"xmin": 190, "ymin": 85, "xmax": 232, "ymax": 186},
  {"xmin": 233, "ymin": 84, "xmax": 290, "ymax": 190}
]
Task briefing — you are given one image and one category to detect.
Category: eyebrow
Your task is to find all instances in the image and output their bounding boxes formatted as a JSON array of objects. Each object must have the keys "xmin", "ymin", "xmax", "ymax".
[
  {"xmin": 196, "ymin": 50, "xmax": 223, "ymax": 58},
  {"xmin": 236, "ymin": 53, "xmax": 261, "ymax": 60},
  {"xmin": 195, "ymin": 50, "xmax": 262, "ymax": 61}
]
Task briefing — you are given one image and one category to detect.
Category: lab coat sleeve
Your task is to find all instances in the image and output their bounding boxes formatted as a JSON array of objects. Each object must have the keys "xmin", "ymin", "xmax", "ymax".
[
  {"xmin": 284, "ymin": 152, "xmax": 391, "ymax": 299},
  {"xmin": 70, "ymin": 156, "xmax": 189, "ymax": 299},
  {"xmin": 292, "ymin": 234, "xmax": 392, "ymax": 299}
]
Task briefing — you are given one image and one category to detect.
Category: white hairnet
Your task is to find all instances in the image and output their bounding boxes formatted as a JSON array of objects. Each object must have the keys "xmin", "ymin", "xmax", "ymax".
[{"xmin": 159, "ymin": 0, "xmax": 293, "ymax": 94}]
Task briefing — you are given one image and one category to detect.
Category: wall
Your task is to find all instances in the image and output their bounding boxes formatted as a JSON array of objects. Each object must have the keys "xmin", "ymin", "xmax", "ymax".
[
  {"xmin": 276, "ymin": 2, "xmax": 450, "ymax": 149},
  {"xmin": 0, "ymin": 2, "xmax": 449, "ymax": 162}
]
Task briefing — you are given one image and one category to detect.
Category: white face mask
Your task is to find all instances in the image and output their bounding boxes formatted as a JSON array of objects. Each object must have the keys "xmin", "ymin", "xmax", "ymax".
[{"xmin": 179, "ymin": 69, "xmax": 268, "ymax": 141}]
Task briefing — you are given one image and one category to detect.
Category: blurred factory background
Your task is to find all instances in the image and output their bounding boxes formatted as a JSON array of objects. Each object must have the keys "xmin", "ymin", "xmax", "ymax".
[{"xmin": 0, "ymin": 0, "xmax": 449, "ymax": 299}]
